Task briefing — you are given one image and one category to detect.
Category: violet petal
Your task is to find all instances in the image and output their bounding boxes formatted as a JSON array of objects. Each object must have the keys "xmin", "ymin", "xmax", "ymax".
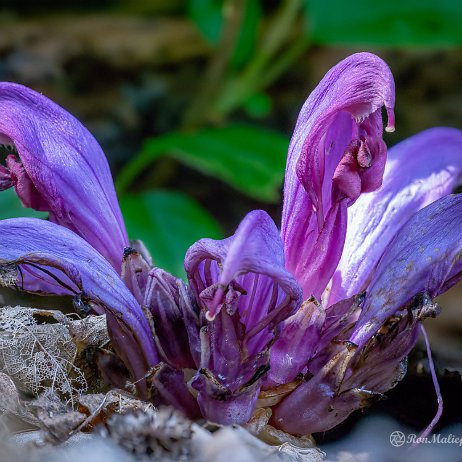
[
  {"xmin": 121, "ymin": 246, "xmax": 151, "ymax": 304},
  {"xmin": 185, "ymin": 210, "xmax": 301, "ymax": 424},
  {"xmin": 144, "ymin": 268, "xmax": 201, "ymax": 370},
  {"xmin": 0, "ymin": 218, "xmax": 158, "ymax": 394},
  {"xmin": 282, "ymin": 53, "xmax": 395, "ymax": 299},
  {"xmin": 185, "ymin": 209, "xmax": 302, "ymax": 327},
  {"xmin": 272, "ymin": 294, "xmax": 438, "ymax": 435},
  {"xmin": 0, "ymin": 83, "xmax": 128, "ymax": 271},
  {"xmin": 350, "ymin": 194, "xmax": 462, "ymax": 347},
  {"xmin": 265, "ymin": 298, "xmax": 325, "ymax": 387},
  {"xmin": 332, "ymin": 127, "xmax": 462, "ymax": 304},
  {"xmin": 151, "ymin": 363, "xmax": 202, "ymax": 420}
]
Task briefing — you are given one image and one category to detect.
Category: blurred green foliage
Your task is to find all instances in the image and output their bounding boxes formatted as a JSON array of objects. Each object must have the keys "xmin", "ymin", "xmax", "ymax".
[
  {"xmin": 306, "ymin": 0, "xmax": 462, "ymax": 45},
  {"xmin": 117, "ymin": 125, "xmax": 289, "ymax": 202},
  {"xmin": 188, "ymin": 0, "xmax": 262, "ymax": 68},
  {"xmin": 0, "ymin": 188, "xmax": 46, "ymax": 220},
  {"xmin": 188, "ymin": 0, "xmax": 226, "ymax": 44},
  {"xmin": 120, "ymin": 190, "xmax": 222, "ymax": 277},
  {"xmin": 118, "ymin": 1, "xmax": 306, "ymax": 276}
]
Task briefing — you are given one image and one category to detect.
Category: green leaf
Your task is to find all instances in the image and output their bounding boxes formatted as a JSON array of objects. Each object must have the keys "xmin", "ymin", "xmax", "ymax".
[
  {"xmin": 188, "ymin": 0, "xmax": 262, "ymax": 69},
  {"xmin": 116, "ymin": 125, "xmax": 289, "ymax": 203},
  {"xmin": 231, "ymin": 0, "xmax": 262, "ymax": 69},
  {"xmin": 242, "ymin": 92, "xmax": 272, "ymax": 118},
  {"xmin": 120, "ymin": 190, "xmax": 223, "ymax": 278},
  {"xmin": 305, "ymin": 0, "xmax": 462, "ymax": 45},
  {"xmin": 187, "ymin": 0, "xmax": 224, "ymax": 44},
  {"xmin": 0, "ymin": 188, "xmax": 47, "ymax": 220}
]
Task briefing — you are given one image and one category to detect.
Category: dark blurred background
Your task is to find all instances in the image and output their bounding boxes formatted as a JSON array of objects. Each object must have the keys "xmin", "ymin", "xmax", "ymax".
[{"xmin": 0, "ymin": 0, "xmax": 461, "ymax": 437}]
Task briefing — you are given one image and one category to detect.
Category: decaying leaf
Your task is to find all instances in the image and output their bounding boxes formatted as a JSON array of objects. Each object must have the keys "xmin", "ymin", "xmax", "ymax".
[
  {"xmin": 0, "ymin": 305, "xmax": 113, "ymax": 403},
  {"xmin": 19, "ymin": 389, "xmax": 156, "ymax": 444},
  {"xmin": 27, "ymin": 390, "xmax": 87, "ymax": 444},
  {"xmin": 76, "ymin": 390, "xmax": 154, "ymax": 432},
  {"xmin": 66, "ymin": 314, "xmax": 112, "ymax": 394},
  {"xmin": 0, "ymin": 372, "xmax": 37, "ymax": 427},
  {"xmin": 0, "ymin": 263, "xmax": 19, "ymax": 289},
  {"xmin": 0, "ymin": 307, "xmax": 87, "ymax": 404},
  {"xmin": 0, "ymin": 371, "xmax": 23, "ymax": 416},
  {"xmin": 66, "ymin": 315, "xmax": 110, "ymax": 353}
]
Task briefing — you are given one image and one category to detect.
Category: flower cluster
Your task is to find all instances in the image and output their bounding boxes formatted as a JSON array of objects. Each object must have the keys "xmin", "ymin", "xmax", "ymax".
[{"xmin": 0, "ymin": 53, "xmax": 461, "ymax": 436}]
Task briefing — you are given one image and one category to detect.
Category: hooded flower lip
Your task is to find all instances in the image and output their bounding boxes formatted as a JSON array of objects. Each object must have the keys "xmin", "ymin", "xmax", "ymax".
[
  {"xmin": 185, "ymin": 209, "xmax": 302, "ymax": 328},
  {"xmin": 0, "ymin": 83, "xmax": 128, "ymax": 272},
  {"xmin": 262, "ymin": 54, "xmax": 462, "ymax": 436},
  {"xmin": 281, "ymin": 52, "xmax": 395, "ymax": 300},
  {"xmin": 266, "ymin": 123, "xmax": 462, "ymax": 434},
  {"xmin": 0, "ymin": 218, "xmax": 158, "ymax": 395}
]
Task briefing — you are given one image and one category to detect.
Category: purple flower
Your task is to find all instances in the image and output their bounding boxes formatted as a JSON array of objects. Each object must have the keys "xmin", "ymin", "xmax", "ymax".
[
  {"xmin": 265, "ymin": 55, "xmax": 462, "ymax": 434},
  {"xmin": 0, "ymin": 84, "xmax": 157, "ymax": 396},
  {"xmin": 185, "ymin": 210, "xmax": 301, "ymax": 424},
  {"xmin": 0, "ymin": 52, "xmax": 461, "ymax": 437},
  {"xmin": 0, "ymin": 83, "xmax": 128, "ymax": 271}
]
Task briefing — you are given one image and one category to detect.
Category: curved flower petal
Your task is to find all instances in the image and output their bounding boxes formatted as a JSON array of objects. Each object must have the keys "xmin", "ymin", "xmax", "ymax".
[
  {"xmin": 350, "ymin": 194, "xmax": 462, "ymax": 347},
  {"xmin": 0, "ymin": 218, "xmax": 158, "ymax": 394},
  {"xmin": 331, "ymin": 127, "xmax": 462, "ymax": 304},
  {"xmin": 272, "ymin": 346, "xmax": 362, "ymax": 435},
  {"xmin": 185, "ymin": 210, "xmax": 302, "ymax": 424},
  {"xmin": 265, "ymin": 297, "xmax": 325, "ymax": 387},
  {"xmin": 0, "ymin": 83, "xmax": 128, "ymax": 271},
  {"xmin": 121, "ymin": 246, "xmax": 151, "ymax": 304},
  {"xmin": 282, "ymin": 52, "xmax": 395, "ymax": 299}
]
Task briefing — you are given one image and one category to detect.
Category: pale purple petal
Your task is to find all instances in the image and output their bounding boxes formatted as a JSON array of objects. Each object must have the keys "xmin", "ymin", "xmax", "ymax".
[
  {"xmin": 0, "ymin": 218, "xmax": 158, "ymax": 394},
  {"xmin": 272, "ymin": 346, "xmax": 363, "ymax": 435},
  {"xmin": 193, "ymin": 371, "xmax": 260, "ymax": 425},
  {"xmin": 290, "ymin": 200, "xmax": 347, "ymax": 300},
  {"xmin": 0, "ymin": 83, "xmax": 128, "ymax": 271},
  {"xmin": 265, "ymin": 298, "xmax": 325, "ymax": 387},
  {"xmin": 350, "ymin": 194, "xmax": 462, "ymax": 347},
  {"xmin": 331, "ymin": 127, "xmax": 462, "ymax": 304},
  {"xmin": 282, "ymin": 52, "xmax": 395, "ymax": 299}
]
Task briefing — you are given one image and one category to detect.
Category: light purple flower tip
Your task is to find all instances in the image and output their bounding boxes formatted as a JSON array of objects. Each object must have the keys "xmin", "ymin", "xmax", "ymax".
[
  {"xmin": 282, "ymin": 52, "xmax": 395, "ymax": 299},
  {"xmin": 0, "ymin": 83, "xmax": 128, "ymax": 271}
]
